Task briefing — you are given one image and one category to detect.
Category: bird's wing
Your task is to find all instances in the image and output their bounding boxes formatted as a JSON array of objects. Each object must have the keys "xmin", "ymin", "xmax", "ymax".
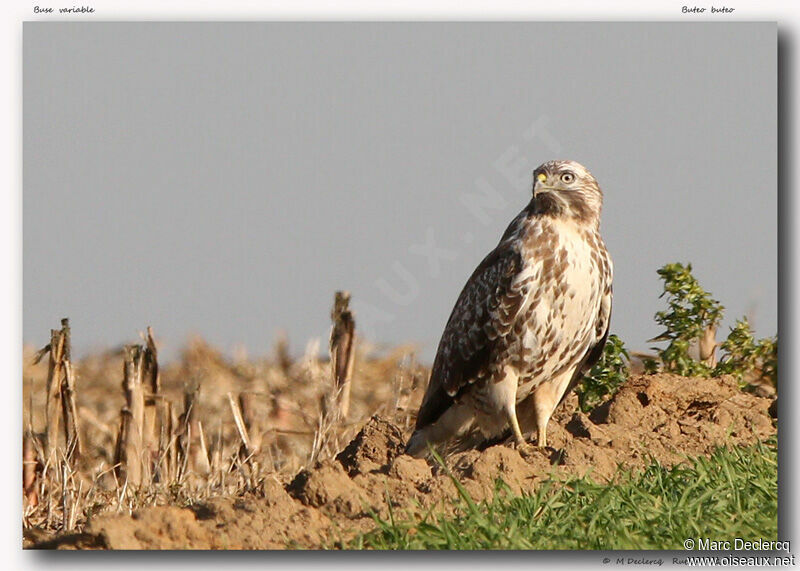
[{"xmin": 414, "ymin": 242, "xmax": 525, "ymax": 429}]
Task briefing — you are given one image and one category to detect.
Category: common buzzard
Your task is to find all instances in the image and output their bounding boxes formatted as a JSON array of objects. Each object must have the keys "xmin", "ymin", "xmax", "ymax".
[{"xmin": 406, "ymin": 160, "xmax": 613, "ymax": 457}]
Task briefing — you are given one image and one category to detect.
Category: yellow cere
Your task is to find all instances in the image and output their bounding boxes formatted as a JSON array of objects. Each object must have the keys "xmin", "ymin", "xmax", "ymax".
[{"xmin": 537, "ymin": 172, "xmax": 547, "ymax": 183}]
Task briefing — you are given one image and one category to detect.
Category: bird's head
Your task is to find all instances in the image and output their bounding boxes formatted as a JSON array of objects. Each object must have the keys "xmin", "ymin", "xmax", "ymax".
[{"xmin": 531, "ymin": 160, "xmax": 603, "ymax": 227}]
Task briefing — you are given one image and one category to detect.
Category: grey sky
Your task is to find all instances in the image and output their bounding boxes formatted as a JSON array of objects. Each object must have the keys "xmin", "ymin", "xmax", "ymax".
[{"xmin": 23, "ymin": 22, "xmax": 776, "ymax": 363}]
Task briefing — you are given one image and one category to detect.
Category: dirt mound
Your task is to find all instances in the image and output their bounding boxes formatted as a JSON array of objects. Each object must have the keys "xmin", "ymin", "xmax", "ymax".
[
  {"xmin": 335, "ymin": 415, "xmax": 406, "ymax": 476},
  {"xmin": 35, "ymin": 373, "xmax": 775, "ymax": 550}
]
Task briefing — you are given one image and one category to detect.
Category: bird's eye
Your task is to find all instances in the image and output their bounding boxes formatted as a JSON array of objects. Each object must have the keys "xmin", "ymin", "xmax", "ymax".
[{"xmin": 560, "ymin": 172, "xmax": 575, "ymax": 184}]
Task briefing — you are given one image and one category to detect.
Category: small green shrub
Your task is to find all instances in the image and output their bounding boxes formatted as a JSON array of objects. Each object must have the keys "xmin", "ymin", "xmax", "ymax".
[
  {"xmin": 576, "ymin": 334, "xmax": 629, "ymax": 412},
  {"xmin": 651, "ymin": 262, "xmax": 724, "ymax": 376},
  {"xmin": 716, "ymin": 318, "xmax": 778, "ymax": 389},
  {"xmin": 649, "ymin": 262, "xmax": 777, "ymax": 387}
]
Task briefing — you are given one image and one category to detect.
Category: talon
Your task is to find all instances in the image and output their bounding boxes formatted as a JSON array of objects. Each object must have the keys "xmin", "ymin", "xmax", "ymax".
[{"xmin": 515, "ymin": 440, "xmax": 536, "ymax": 458}]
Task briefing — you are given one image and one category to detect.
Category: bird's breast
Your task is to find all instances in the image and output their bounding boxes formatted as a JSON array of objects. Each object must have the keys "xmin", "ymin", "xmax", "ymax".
[{"xmin": 509, "ymin": 217, "xmax": 609, "ymax": 383}]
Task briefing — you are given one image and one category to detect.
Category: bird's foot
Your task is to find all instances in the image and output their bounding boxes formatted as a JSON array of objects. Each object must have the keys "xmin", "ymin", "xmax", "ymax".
[{"xmin": 514, "ymin": 440, "xmax": 536, "ymax": 459}]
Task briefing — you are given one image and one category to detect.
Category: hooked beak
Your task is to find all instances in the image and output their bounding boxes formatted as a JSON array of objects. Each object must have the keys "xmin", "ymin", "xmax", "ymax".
[{"xmin": 533, "ymin": 172, "xmax": 550, "ymax": 198}]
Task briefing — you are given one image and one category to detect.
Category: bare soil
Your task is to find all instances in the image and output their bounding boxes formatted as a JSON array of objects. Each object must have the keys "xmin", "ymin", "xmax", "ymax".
[{"xmin": 31, "ymin": 372, "xmax": 775, "ymax": 550}]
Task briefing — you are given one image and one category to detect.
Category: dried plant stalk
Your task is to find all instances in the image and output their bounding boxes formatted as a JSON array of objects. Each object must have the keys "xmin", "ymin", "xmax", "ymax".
[
  {"xmin": 168, "ymin": 400, "xmax": 178, "ymax": 480},
  {"xmin": 60, "ymin": 360, "xmax": 82, "ymax": 462},
  {"xmin": 178, "ymin": 384, "xmax": 210, "ymax": 479},
  {"xmin": 125, "ymin": 346, "xmax": 146, "ymax": 449},
  {"xmin": 143, "ymin": 397, "xmax": 168, "ymax": 483},
  {"xmin": 155, "ymin": 399, "xmax": 175, "ymax": 483},
  {"xmin": 143, "ymin": 401, "xmax": 157, "ymax": 467},
  {"xmin": 144, "ymin": 326, "xmax": 160, "ymax": 395},
  {"xmin": 239, "ymin": 392, "xmax": 263, "ymax": 453},
  {"xmin": 194, "ymin": 420, "xmax": 211, "ymax": 476},
  {"xmin": 44, "ymin": 329, "xmax": 66, "ymax": 465},
  {"xmin": 114, "ymin": 409, "xmax": 136, "ymax": 485},
  {"xmin": 228, "ymin": 393, "xmax": 261, "ymax": 473},
  {"xmin": 330, "ymin": 291, "xmax": 356, "ymax": 420},
  {"xmin": 116, "ymin": 345, "xmax": 146, "ymax": 487},
  {"xmin": 176, "ymin": 393, "xmax": 192, "ymax": 481},
  {"xmin": 60, "ymin": 317, "xmax": 71, "ymax": 361},
  {"xmin": 60, "ymin": 460, "xmax": 70, "ymax": 532},
  {"xmin": 23, "ymin": 432, "xmax": 39, "ymax": 507},
  {"xmin": 142, "ymin": 326, "xmax": 166, "ymax": 482},
  {"xmin": 228, "ymin": 393, "xmax": 253, "ymax": 456}
]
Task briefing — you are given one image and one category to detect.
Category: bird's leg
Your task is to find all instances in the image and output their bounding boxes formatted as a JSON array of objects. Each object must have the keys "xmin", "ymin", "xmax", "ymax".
[
  {"xmin": 532, "ymin": 382, "xmax": 558, "ymax": 448},
  {"xmin": 497, "ymin": 366, "xmax": 535, "ymax": 458},
  {"xmin": 537, "ymin": 422, "xmax": 547, "ymax": 449},
  {"xmin": 507, "ymin": 407, "xmax": 535, "ymax": 458}
]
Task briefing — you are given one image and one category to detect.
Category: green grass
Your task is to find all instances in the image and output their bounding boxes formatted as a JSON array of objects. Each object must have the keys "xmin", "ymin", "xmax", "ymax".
[{"xmin": 349, "ymin": 439, "xmax": 777, "ymax": 550}]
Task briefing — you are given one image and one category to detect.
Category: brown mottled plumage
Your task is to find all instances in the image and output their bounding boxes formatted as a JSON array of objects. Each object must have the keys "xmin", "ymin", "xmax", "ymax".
[{"xmin": 406, "ymin": 160, "xmax": 613, "ymax": 457}]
